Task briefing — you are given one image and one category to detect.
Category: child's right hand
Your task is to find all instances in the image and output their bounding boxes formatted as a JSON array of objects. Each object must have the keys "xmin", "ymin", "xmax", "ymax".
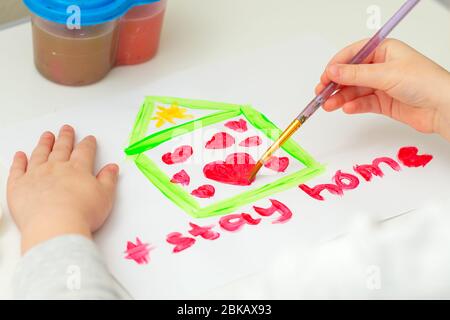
[{"xmin": 316, "ymin": 39, "xmax": 450, "ymax": 142}]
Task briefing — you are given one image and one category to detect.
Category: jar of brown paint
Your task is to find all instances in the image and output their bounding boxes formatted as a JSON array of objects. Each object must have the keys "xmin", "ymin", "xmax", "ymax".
[{"xmin": 31, "ymin": 14, "xmax": 119, "ymax": 86}]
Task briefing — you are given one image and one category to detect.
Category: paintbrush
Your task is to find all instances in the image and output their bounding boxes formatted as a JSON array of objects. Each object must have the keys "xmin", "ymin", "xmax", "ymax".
[{"xmin": 249, "ymin": 0, "xmax": 421, "ymax": 181}]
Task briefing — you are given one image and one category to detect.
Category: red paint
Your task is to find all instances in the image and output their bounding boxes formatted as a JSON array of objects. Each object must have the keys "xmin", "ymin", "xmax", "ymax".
[
  {"xmin": 166, "ymin": 232, "xmax": 196, "ymax": 253},
  {"xmin": 225, "ymin": 152, "xmax": 255, "ymax": 165},
  {"xmin": 162, "ymin": 145, "xmax": 193, "ymax": 165},
  {"xmin": 225, "ymin": 119, "xmax": 248, "ymax": 132},
  {"xmin": 170, "ymin": 170, "xmax": 190, "ymax": 186},
  {"xmin": 373, "ymin": 157, "xmax": 401, "ymax": 171},
  {"xmin": 204, "ymin": 153, "xmax": 256, "ymax": 186},
  {"xmin": 191, "ymin": 184, "xmax": 216, "ymax": 198},
  {"xmin": 188, "ymin": 223, "xmax": 220, "ymax": 240},
  {"xmin": 299, "ymin": 183, "xmax": 343, "ymax": 201},
  {"xmin": 253, "ymin": 205, "xmax": 276, "ymax": 217},
  {"xmin": 205, "ymin": 132, "xmax": 235, "ymax": 149},
  {"xmin": 264, "ymin": 156, "xmax": 290, "ymax": 172},
  {"xmin": 219, "ymin": 213, "xmax": 261, "ymax": 232},
  {"xmin": 116, "ymin": 5, "xmax": 166, "ymax": 65},
  {"xmin": 239, "ymin": 136, "xmax": 263, "ymax": 147},
  {"xmin": 241, "ymin": 213, "xmax": 262, "ymax": 225},
  {"xmin": 300, "ymin": 147, "xmax": 429, "ymax": 201},
  {"xmin": 124, "ymin": 237, "xmax": 152, "ymax": 265},
  {"xmin": 398, "ymin": 146, "xmax": 433, "ymax": 168},
  {"xmin": 333, "ymin": 170, "xmax": 360, "ymax": 190},
  {"xmin": 354, "ymin": 157, "xmax": 401, "ymax": 181},
  {"xmin": 253, "ymin": 199, "xmax": 293, "ymax": 223}
]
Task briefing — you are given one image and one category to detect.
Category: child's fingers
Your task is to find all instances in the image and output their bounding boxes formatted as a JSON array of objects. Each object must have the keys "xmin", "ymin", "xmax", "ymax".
[
  {"xmin": 323, "ymin": 86, "xmax": 374, "ymax": 111},
  {"xmin": 326, "ymin": 63, "xmax": 394, "ymax": 90},
  {"xmin": 49, "ymin": 125, "xmax": 75, "ymax": 162},
  {"xmin": 320, "ymin": 72, "xmax": 331, "ymax": 87},
  {"xmin": 29, "ymin": 131, "xmax": 55, "ymax": 169},
  {"xmin": 389, "ymin": 103, "xmax": 435, "ymax": 134},
  {"xmin": 318, "ymin": 39, "xmax": 381, "ymax": 89},
  {"xmin": 326, "ymin": 39, "xmax": 376, "ymax": 68},
  {"xmin": 341, "ymin": 95, "xmax": 382, "ymax": 115},
  {"xmin": 315, "ymin": 83, "xmax": 324, "ymax": 95},
  {"xmin": 315, "ymin": 82, "xmax": 344, "ymax": 96},
  {"xmin": 8, "ymin": 152, "xmax": 28, "ymax": 182},
  {"xmin": 97, "ymin": 164, "xmax": 120, "ymax": 196},
  {"xmin": 71, "ymin": 135, "xmax": 97, "ymax": 172}
]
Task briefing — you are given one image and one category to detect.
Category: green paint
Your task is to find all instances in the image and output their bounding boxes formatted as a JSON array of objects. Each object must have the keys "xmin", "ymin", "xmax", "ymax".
[
  {"xmin": 129, "ymin": 100, "xmax": 155, "ymax": 146},
  {"xmin": 241, "ymin": 106, "xmax": 318, "ymax": 167},
  {"xmin": 125, "ymin": 109, "xmax": 241, "ymax": 155},
  {"xmin": 125, "ymin": 96, "xmax": 325, "ymax": 219},
  {"xmin": 134, "ymin": 154, "xmax": 201, "ymax": 215}
]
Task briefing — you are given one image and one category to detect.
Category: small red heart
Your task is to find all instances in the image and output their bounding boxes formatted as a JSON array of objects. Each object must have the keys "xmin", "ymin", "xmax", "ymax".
[
  {"xmin": 264, "ymin": 156, "xmax": 289, "ymax": 172},
  {"xmin": 239, "ymin": 136, "xmax": 262, "ymax": 147},
  {"xmin": 170, "ymin": 170, "xmax": 190, "ymax": 186},
  {"xmin": 224, "ymin": 152, "xmax": 255, "ymax": 165},
  {"xmin": 397, "ymin": 146, "xmax": 433, "ymax": 168},
  {"xmin": 162, "ymin": 145, "xmax": 193, "ymax": 165},
  {"xmin": 191, "ymin": 184, "xmax": 216, "ymax": 198},
  {"xmin": 203, "ymin": 153, "xmax": 256, "ymax": 186},
  {"xmin": 225, "ymin": 119, "xmax": 248, "ymax": 132},
  {"xmin": 205, "ymin": 132, "xmax": 235, "ymax": 149}
]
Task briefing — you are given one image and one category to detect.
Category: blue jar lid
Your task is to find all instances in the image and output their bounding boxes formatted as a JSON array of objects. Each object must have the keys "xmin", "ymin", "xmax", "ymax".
[{"xmin": 23, "ymin": 0, "xmax": 160, "ymax": 26}]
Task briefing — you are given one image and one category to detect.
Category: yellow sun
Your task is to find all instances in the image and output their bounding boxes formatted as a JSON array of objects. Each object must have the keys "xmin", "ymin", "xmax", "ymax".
[{"xmin": 151, "ymin": 104, "xmax": 194, "ymax": 128}]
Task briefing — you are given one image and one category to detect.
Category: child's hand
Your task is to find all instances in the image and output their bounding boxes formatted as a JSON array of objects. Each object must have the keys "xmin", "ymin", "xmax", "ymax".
[
  {"xmin": 7, "ymin": 125, "xmax": 119, "ymax": 253},
  {"xmin": 316, "ymin": 39, "xmax": 450, "ymax": 141}
]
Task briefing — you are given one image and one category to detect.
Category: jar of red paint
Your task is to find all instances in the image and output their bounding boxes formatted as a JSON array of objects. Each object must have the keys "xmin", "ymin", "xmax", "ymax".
[{"xmin": 117, "ymin": 0, "xmax": 167, "ymax": 65}]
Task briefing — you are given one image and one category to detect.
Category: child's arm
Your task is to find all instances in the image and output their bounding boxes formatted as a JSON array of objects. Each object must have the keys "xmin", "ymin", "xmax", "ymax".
[
  {"xmin": 316, "ymin": 39, "xmax": 450, "ymax": 142},
  {"xmin": 7, "ymin": 125, "xmax": 128, "ymax": 299}
]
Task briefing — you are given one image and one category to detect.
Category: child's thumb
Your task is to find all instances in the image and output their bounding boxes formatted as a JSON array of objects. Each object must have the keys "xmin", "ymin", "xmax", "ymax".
[
  {"xmin": 97, "ymin": 164, "xmax": 120, "ymax": 195},
  {"xmin": 327, "ymin": 63, "xmax": 394, "ymax": 90}
]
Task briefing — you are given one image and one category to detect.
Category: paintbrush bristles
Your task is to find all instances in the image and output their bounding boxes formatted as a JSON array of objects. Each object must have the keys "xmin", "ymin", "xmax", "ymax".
[
  {"xmin": 249, "ymin": 119, "xmax": 302, "ymax": 181},
  {"xmin": 249, "ymin": 160, "xmax": 264, "ymax": 181}
]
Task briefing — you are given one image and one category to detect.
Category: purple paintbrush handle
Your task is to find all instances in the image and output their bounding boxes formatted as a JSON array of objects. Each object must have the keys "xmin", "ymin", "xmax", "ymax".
[{"xmin": 296, "ymin": 0, "xmax": 421, "ymax": 123}]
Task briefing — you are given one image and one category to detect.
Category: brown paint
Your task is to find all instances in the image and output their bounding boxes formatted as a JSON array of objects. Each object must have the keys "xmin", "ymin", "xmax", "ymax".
[{"xmin": 31, "ymin": 15, "xmax": 119, "ymax": 86}]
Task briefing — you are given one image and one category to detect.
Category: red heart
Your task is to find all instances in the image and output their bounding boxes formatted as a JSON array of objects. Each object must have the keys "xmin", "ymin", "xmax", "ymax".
[
  {"xmin": 203, "ymin": 153, "xmax": 256, "ymax": 186},
  {"xmin": 239, "ymin": 136, "xmax": 262, "ymax": 147},
  {"xmin": 397, "ymin": 146, "xmax": 433, "ymax": 168},
  {"xmin": 225, "ymin": 119, "xmax": 248, "ymax": 132},
  {"xmin": 170, "ymin": 170, "xmax": 190, "ymax": 186},
  {"xmin": 264, "ymin": 156, "xmax": 289, "ymax": 172},
  {"xmin": 162, "ymin": 145, "xmax": 193, "ymax": 165},
  {"xmin": 205, "ymin": 132, "xmax": 235, "ymax": 149},
  {"xmin": 191, "ymin": 184, "xmax": 216, "ymax": 198}
]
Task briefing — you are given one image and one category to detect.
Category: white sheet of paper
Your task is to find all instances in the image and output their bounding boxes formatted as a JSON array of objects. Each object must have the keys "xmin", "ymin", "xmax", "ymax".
[{"xmin": 0, "ymin": 35, "xmax": 449, "ymax": 299}]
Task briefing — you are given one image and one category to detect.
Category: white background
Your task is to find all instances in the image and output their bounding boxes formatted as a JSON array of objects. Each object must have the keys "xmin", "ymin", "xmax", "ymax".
[{"xmin": 0, "ymin": 0, "xmax": 449, "ymax": 299}]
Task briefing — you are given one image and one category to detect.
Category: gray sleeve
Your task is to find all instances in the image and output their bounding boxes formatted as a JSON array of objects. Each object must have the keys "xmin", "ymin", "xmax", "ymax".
[{"xmin": 13, "ymin": 235, "xmax": 131, "ymax": 300}]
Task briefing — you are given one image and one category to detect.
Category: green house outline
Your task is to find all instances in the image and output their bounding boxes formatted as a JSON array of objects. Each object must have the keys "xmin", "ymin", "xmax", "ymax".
[{"xmin": 125, "ymin": 96, "xmax": 325, "ymax": 219}]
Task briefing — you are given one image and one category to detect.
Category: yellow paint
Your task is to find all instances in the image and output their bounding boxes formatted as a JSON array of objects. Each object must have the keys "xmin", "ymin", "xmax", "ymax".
[{"xmin": 151, "ymin": 104, "xmax": 194, "ymax": 128}]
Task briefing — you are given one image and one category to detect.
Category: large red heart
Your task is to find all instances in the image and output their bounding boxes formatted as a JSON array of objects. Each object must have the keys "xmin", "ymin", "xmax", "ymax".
[
  {"xmin": 203, "ymin": 153, "xmax": 256, "ymax": 186},
  {"xmin": 397, "ymin": 146, "xmax": 433, "ymax": 168}
]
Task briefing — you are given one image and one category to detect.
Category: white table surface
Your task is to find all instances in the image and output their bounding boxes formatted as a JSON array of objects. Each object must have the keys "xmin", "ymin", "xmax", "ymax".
[{"xmin": 0, "ymin": 0, "xmax": 449, "ymax": 299}]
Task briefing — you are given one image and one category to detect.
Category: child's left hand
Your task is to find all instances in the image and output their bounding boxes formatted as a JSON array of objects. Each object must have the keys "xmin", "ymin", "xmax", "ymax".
[{"xmin": 7, "ymin": 125, "xmax": 119, "ymax": 253}]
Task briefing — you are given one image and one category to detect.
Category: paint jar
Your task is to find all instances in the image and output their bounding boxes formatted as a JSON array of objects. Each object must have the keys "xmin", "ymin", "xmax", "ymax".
[
  {"xmin": 23, "ymin": 0, "xmax": 162, "ymax": 86},
  {"xmin": 31, "ymin": 15, "xmax": 119, "ymax": 86},
  {"xmin": 116, "ymin": 0, "xmax": 167, "ymax": 65}
]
